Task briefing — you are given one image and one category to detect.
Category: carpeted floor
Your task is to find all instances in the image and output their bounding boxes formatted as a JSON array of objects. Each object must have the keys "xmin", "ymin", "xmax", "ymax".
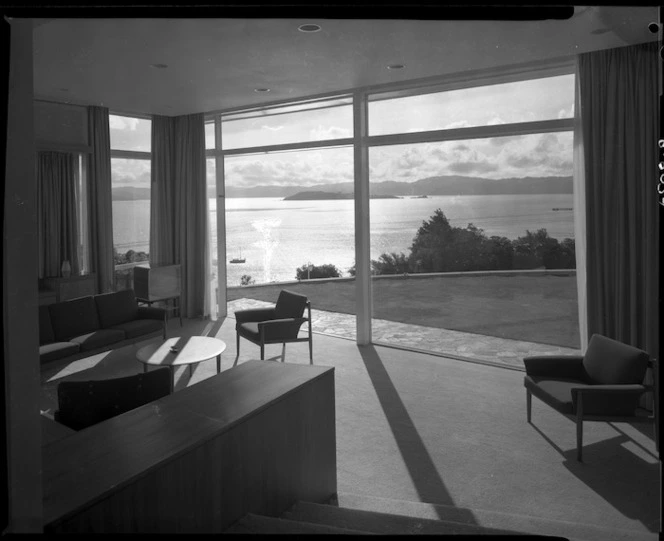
[{"xmin": 40, "ymin": 315, "xmax": 660, "ymax": 538}]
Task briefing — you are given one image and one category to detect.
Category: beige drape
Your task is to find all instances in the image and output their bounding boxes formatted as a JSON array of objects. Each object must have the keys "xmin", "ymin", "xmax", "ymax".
[
  {"xmin": 577, "ymin": 42, "xmax": 659, "ymax": 410},
  {"xmin": 150, "ymin": 113, "xmax": 209, "ymax": 318},
  {"xmin": 88, "ymin": 106, "xmax": 115, "ymax": 293},
  {"xmin": 37, "ymin": 151, "xmax": 79, "ymax": 278}
]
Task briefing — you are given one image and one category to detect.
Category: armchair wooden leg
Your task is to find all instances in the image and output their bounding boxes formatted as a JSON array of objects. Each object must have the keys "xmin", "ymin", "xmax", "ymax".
[
  {"xmin": 260, "ymin": 343, "xmax": 264, "ymax": 360},
  {"xmin": 576, "ymin": 395, "xmax": 584, "ymax": 462},
  {"xmin": 309, "ymin": 336, "xmax": 313, "ymax": 364},
  {"xmin": 526, "ymin": 389, "xmax": 532, "ymax": 423},
  {"xmin": 235, "ymin": 332, "xmax": 240, "ymax": 361},
  {"xmin": 282, "ymin": 343, "xmax": 286, "ymax": 362}
]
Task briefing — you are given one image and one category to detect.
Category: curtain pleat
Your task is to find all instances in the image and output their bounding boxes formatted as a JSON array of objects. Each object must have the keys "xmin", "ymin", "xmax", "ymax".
[
  {"xmin": 37, "ymin": 151, "xmax": 79, "ymax": 278},
  {"xmin": 88, "ymin": 106, "xmax": 115, "ymax": 293},
  {"xmin": 572, "ymin": 60, "xmax": 588, "ymax": 351},
  {"xmin": 578, "ymin": 42, "xmax": 659, "ymax": 409},
  {"xmin": 150, "ymin": 115, "xmax": 176, "ymax": 266},
  {"xmin": 150, "ymin": 113, "xmax": 209, "ymax": 318}
]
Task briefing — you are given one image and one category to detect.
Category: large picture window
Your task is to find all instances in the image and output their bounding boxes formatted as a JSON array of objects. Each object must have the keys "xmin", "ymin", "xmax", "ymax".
[
  {"xmin": 109, "ymin": 114, "xmax": 152, "ymax": 288},
  {"xmin": 215, "ymin": 96, "xmax": 356, "ymax": 317},
  {"xmin": 367, "ymin": 70, "xmax": 579, "ymax": 361}
]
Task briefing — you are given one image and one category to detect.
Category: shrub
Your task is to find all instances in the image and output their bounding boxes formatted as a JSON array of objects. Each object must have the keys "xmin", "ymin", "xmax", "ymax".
[
  {"xmin": 371, "ymin": 252, "xmax": 412, "ymax": 275},
  {"xmin": 240, "ymin": 274, "xmax": 255, "ymax": 286},
  {"xmin": 296, "ymin": 263, "xmax": 341, "ymax": 280}
]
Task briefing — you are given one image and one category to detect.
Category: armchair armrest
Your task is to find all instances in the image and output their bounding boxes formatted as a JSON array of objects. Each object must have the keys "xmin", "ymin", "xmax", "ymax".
[
  {"xmin": 571, "ymin": 384, "xmax": 647, "ymax": 416},
  {"xmin": 235, "ymin": 307, "xmax": 277, "ymax": 324},
  {"xmin": 523, "ymin": 355, "xmax": 585, "ymax": 378},
  {"xmin": 572, "ymin": 384, "xmax": 646, "ymax": 395},
  {"xmin": 258, "ymin": 317, "xmax": 307, "ymax": 341},
  {"xmin": 137, "ymin": 306, "xmax": 168, "ymax": 321}
]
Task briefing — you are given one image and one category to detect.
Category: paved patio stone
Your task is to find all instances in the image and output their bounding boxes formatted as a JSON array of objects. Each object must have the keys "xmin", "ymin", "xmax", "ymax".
[{"xmin": 227, "ymin": 298, "xmax": 581, "ymax": 371}]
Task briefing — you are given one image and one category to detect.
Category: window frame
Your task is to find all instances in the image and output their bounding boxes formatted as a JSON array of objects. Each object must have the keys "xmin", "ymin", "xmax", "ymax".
[
  {"xmin": 206, "ymin": 56, "xmax": 577, "ymax": 343},
  {"xmin": 109, "ymin": 112, "xmax": 152, "ymax": 277}
]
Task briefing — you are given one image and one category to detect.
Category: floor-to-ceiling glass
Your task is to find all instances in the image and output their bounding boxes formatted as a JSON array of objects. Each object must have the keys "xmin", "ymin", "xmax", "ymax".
[
  {"xmin": 368, "ymin": 71, "xmax": 579, "ymax": 365},
  {"xmin": 219, "ymin": 98, "xmax": 356, "ymax": 335}
]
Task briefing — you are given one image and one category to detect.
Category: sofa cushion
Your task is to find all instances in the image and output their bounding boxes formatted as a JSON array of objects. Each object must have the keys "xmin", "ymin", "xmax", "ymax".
[
  {"xmin": 524, "ymin": 376, "xmax": 588, "ymax": 415},
  {"xmin": 39, "ymin": 304, "xmax": 55, "ymax": 345},
  {"xmin": 95, "ymin": 289, "xmax": 139, "ymax": 329},
  {"xmin": 39, "ymin": 342, "xmax": 81, "ymax": 364},
  {"xmin": 49, "ymin": 296, "xmax": 100, "ymax": 341},
  {"xmin": 583, "ymin": 334, "xmax": 649, "ymax": 385},
  {"xmin": 109, "ymin": 319, "xmax": 163, "ymax": 340},
  {"xmin": 69, "ymin": 329, "xmax": 126, "ymax": 352}
]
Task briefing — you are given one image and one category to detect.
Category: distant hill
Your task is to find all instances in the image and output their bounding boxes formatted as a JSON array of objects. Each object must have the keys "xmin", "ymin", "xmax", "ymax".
[
  {"xmin": 227, "ymin": 175, "xmax": 573, "ymax": 198},
  {"xmin": 112, "ymin": 186, "xmax": 151, "ymax": 201},
  {"xmin": 115, "ymin": 175, "xmax": 573, "ymax": 200},
  {"xmin": 283, "ymin": 191, "xmax": 399, "ymax": 201}
]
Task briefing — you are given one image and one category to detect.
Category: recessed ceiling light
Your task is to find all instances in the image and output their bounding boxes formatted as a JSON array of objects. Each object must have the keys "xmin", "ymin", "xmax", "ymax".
[
  {"xmin": 298, "ymin": 23, "xmax": 321, "ymax": 33},
  {"xmin": 254, "ymin": 88, "xmax": 271, "ymax": 93},
  {"xmin": 150, "ymin": 63, "xmax": 168, "ymax": 69},
  {"xmin": 387, "ymin": 64, "xmax": 405, "ymax": 70}
]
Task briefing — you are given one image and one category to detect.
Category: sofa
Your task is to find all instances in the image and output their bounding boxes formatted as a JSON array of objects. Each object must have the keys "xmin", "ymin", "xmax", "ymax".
[{"xmin": 39, "ymin": 289, "xmax": 167, "ymax": 365}]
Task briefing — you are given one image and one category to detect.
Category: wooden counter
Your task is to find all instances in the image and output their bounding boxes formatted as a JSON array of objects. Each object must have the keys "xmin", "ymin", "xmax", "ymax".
[{"xmin": 42, "ymin": 360, "xmax": 336, "ymax": 533}]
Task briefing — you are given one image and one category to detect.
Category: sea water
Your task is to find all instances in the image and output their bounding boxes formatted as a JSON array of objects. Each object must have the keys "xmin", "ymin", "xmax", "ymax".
[{"xmin": 112, "ymin": 194, "xmax": 574, "ymax": 286}]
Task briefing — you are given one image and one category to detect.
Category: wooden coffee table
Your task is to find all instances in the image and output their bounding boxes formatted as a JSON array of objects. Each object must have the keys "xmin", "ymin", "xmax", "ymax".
[{"xmin": 136, "ymin": 337, "xmax": 226, "ymax": 386}]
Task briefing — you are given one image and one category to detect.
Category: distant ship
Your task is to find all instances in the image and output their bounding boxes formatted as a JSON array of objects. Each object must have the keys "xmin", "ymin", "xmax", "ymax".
[{"xmin": 230, "ymin": 248, "xmax": 245, "ymax": 264}]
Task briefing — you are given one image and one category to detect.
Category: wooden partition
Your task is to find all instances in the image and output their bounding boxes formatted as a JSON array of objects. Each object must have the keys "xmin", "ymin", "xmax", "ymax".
[{"xmin": 42, "ymin": 361, "xmax": 336, "ymax": 533}]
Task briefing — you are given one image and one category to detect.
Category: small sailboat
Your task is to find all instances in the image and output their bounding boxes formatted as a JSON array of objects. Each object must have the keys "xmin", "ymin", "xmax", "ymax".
[{"xmin": 230, "ymin": 248, "xmax": 246, "ymax": 264}]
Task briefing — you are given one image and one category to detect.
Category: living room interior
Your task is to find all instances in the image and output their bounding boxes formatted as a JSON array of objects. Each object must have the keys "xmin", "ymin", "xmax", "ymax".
[{"xmin": 2, "ymin": 6, "xmax": 661, "ymax": 535}]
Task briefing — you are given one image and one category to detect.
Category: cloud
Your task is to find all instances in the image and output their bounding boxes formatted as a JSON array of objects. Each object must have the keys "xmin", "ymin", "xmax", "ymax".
[
  {"xmin": 262, "ymin": 125, "xmax": 284, "ymax": 131},
  {"xmin": 109, "ymin": 115, "xmax": 140, "ymax": 131},
  {"xmin": 486, "ymin": 116, "xmax": 506, "ymax": 126},
  {"xmin": 497, "ymin": 132, "xmax": 573, "ymax": 176},
  {"xmin": 557, "ymin": 104, "xmax": 575, "ymax": 118},
  {"xmin": 225, "ymin": 149, "xmax": 354, "ymax": 187},
  {"xmin": 448, "ymin": 161, "xmax": 500, "ymax": 175},
  {"xmin": 444, "ymin": 120, "xmax": 471, "ymax": 129},
  {"xmin": 309, "ymin": 125, "xmax": 352, "ymax": 140}
]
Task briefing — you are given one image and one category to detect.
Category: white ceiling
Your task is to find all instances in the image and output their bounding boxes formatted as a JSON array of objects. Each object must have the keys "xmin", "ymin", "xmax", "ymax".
[{"xmin": 32, "ymin": 6, "xmax": 660, "ymax": 117}]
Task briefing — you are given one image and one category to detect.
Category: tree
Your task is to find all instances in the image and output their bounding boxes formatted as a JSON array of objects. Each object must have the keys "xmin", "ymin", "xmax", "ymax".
[
  {"xmin": 512, "ymin": 229, "xmax": 567, "ymax": 269},
  {"xmin": 409, "ymin": 209, "xmax": 491, "ymax": 272},
  {"xmin": 486, "ymin": 235, "xmax": 514, "ymax": 270},
  {"xmin": 371, "ymin": 252, "xmax": 411, "ymax": 275},
  {"xmin": 240, "ymin": 274, "xmax": 255, "ymax": 286}
]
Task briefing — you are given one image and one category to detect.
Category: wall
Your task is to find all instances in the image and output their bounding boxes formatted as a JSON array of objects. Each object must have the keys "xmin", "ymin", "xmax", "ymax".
[
  {"xmin": 34, "ymin": 100, "xmax": 89, "ymax": 150},
  {"xmin": 3, "ymin": 18, "xmax": 42, "ymax": 532}
]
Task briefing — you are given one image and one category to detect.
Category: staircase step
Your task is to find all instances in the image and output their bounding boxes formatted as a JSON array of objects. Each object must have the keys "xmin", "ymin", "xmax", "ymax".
[
  {"xmin": 331, "ymin": 492, "xmax": 659, "ymax": 541},
  {"xmin": 224, "ymin": 513, "xmax": 375, "ymax": 535},
  {"xmin": 282, "ymin": 501, "xmax": 519, "ymax": 536}
]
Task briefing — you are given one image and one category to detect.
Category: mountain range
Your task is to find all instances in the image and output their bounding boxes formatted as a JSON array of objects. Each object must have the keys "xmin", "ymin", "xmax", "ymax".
[{"xmin": 112, "ymin": 175, "xmax": 573, "ymax": 201}]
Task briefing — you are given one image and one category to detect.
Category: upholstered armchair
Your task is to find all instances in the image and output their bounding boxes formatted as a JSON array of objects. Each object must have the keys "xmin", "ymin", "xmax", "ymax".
[
  {"xmin": 524, "ymin": 333, "xmax": 656, "ymax": 461},
  {"xmin": 234, "ymin": 289, "xmax": 313, "ymax": 363},
  {"xmin": 54, "ymin": 367, "xmax": 172, "ymax": 431}
]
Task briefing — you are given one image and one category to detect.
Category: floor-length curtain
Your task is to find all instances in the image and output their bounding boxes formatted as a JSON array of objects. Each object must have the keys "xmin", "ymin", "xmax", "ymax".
[
  {"xmin": 88, "ymin": 106, "xmax": 115, "ymax": 293},
  {"xmin": 37, "ymin": 151, "xmax": 80, "ymax": 278},
  {"xmin": 578, "ymin": 42, "xmax": 659, "ymax": 408},
  {"xmin": 572, "ymin": 61, "xmax": 588, "ymax": 351},
  {"xmin": 150, "ymin": 113, "xmax": 209, "ymax": 318},
  {"xmin": 150, "ymin": 115, "xmax": 176, "ymax": 267}
]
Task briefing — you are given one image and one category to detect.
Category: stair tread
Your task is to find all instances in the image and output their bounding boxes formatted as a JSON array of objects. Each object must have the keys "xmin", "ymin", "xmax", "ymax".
[
  {"xmin": 326, "ymin": 493, "xmax": 659, "ymax": 541},
  {"xmin": 225, "ymin": 513, "xmax": 375, "ymax": 535},
  {"xmin": 282, "ymin": 501, "xmax": 517, "ymax": 536}
]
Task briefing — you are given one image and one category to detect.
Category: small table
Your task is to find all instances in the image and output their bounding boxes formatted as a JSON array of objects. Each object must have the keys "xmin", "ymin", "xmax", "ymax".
[{"xmin": 136, "ymin": 337, "xmax": 226, "ymax": 387}]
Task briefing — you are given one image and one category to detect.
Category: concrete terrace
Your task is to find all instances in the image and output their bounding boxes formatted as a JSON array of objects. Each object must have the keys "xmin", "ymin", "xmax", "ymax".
[{"xmin": 224, "ymin": 270, "xmax": 582, "ymax": 370}]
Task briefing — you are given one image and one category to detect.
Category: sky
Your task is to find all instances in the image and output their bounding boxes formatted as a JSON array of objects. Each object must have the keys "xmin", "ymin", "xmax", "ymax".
[{"xmin": 109, "ymin": 73, "xmax": 575, "ymax": 189}]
